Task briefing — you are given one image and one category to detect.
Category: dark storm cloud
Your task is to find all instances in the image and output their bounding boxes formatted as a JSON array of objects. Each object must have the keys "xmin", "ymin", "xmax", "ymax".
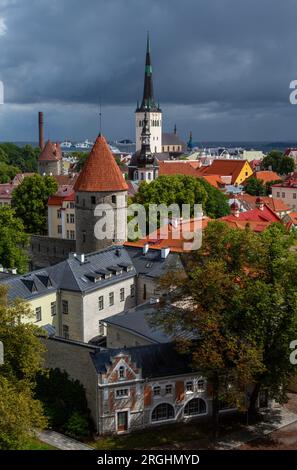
[{"xmin": 1, "ymin": 0, "xmax": 297, "ymax": 140}]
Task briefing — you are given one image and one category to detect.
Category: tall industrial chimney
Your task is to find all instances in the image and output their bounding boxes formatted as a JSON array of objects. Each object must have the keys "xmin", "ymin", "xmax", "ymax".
[{"xmin": 38, "ymin": 111, "xmax": 44, "ymax": 150}]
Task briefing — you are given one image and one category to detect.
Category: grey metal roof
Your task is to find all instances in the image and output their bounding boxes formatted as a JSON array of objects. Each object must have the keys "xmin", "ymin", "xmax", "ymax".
[
  {"xmin": 162, "ymin": 133, "xmax": 186, "ymax": 147},
  {"xmin": 1, "ymin": 246, "xmax": 136, "ymax": 300},
  {"xmin": 1, "ymin": 269, "xmax": 58, "ymax": 302},
  {"xmin": 124, "ymin": 246, "xmax": 183, "ymax": 278},
  {"xmin": 103, "ymin": 301, "xmax": 171, "ymax": 344},
  {"xmin": 91, "ymin": 343, "xmax": 195, "ymax": 378}
]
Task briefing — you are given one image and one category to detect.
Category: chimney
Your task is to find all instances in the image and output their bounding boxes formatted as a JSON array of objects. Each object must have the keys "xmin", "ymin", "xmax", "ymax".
[
  {"xmin": 161, "ymin": 247, "xmax": 170, "ymax": 259},
  {"xmin": 231, "ymin": 200, "xmax": 240, "ymax": 218},
  {"xmin": 77, "ymin": 253, "xmax": 85, "ymax": 263},
  {"xmin": 38, "ymin": 112, "xmax": 44, "ymax": 150},
  {"xmin": 256, "ymin": 197, "xmax": 264, "ymax": 211},
  {"xmin": 143, "ymin": 243, "xmax": 149, "ymax": 255}
]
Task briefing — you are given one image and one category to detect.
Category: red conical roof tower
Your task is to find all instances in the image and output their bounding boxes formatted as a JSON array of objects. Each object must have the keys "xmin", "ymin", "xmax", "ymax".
[{"xmin": 74, "ymin": 135, "xmax": 128, "ymax": 192}]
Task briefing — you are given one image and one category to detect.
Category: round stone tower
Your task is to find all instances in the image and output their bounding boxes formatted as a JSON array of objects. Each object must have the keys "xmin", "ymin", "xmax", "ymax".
[
  {"xmin": 74, "ymin": 134, "xmax": 128, "ymax": 254},
  {"xmin": 38, "ymin": 140, "xmax": 62, "ymax": 176}
]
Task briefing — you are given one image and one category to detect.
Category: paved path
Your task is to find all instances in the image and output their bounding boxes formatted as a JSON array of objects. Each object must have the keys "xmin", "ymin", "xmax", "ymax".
[
  {"xmin": 36, "ymin": 430, "xmax": 93, "ymax": 451},
  {"xmin": 215, "ymin": 406, "xmax": 297, "ymax": 450}
]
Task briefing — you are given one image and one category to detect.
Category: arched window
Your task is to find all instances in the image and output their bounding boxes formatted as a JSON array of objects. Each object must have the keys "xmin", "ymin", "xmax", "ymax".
[
  {"xmin": 151, "ymin": 403, "xmax": 174, "ymax": 422},
  {"xmin": 184, "ymin": 398, "xmax": 206, "ymax": 416}
]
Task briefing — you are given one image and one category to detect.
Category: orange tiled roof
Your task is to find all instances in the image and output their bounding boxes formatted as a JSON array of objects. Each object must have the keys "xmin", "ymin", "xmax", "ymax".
[
  {"xmin": 158, "ymin": 161, "xmax": 199, "ymax": 177},
  {"xmin": 233, "ymin": 194, "xmax": 290, "ymax": 213},
  {"xmin": 73, "ymin": 135, "xmax": 128, "ymax": 193},
  {"xmin": 48, "ymin": 185, "xmax": 75, "ymax": 206},
  {"xmin": 38, "ymin": 140, "xmax": 62, "ymax": 162},
  {"xmin": 125, "ymin": 217, "xmax": 211, "ymax": 253},
  {"xmin": 203, "ymin": 159, "xmax": 250, "ymax": 184},
  {"xmin": 201, "ymin": 174, "xmax": 224, "ymax": 189},
  {"xmin": 253, "ymin": 170, "xmax": 281, "ymax": 183}
]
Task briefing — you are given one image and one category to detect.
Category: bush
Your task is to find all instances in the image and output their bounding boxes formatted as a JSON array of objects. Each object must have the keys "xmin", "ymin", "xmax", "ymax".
[{"xmin": 64, "ymin": 412, "xmax": 90, "ymax": 439}]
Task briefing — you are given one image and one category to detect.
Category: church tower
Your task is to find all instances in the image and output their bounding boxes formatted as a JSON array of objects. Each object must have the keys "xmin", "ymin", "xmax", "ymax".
[
  {"xmin": 135, "ymin": 33, "xmax": 162, "ymax": 153},
  {"xmin": 74, "ymin": 135, "xmax": 128, "ymax": 254}
]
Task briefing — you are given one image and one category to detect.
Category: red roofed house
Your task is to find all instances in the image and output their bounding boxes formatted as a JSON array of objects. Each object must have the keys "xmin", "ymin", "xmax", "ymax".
[
  {"xmin": 282, "ymin": 212, "xmax": 297, "ymax": 230},
  {"xmin": 158, "ymin": 161, "xmax": 224, "ymax": 189},
  {"xmin": 74, "ymin": 134, "xmax": 128, "ymax": 254},
  {"xmin": 203, "ymin": 159, "xmax": 253, "ymax": 185},
  {"xmin": 38, "ymin": 140, "xmax": 62, "ymax": 176},
  {"xmin": 48, "ymin": 186, "xmax": 76, "ymax": 240},
  {"xmin": 231, "ymin": 194, "xmax": 290, "ymax": 218},
  {"xmin": 220, "ymin": 197, "xmax": 281, "ymax": 232}
]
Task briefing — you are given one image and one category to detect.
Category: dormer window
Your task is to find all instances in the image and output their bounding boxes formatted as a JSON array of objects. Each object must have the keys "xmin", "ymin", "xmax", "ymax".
[{"xmin": 119, "ymin": 366, "xmax": 125, "ymax": 379}]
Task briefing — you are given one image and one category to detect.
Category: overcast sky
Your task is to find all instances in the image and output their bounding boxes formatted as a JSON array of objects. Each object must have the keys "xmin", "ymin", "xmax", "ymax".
[{"xmin": 1, "ymin": 0, "xmax": 297, "ymax": 142}]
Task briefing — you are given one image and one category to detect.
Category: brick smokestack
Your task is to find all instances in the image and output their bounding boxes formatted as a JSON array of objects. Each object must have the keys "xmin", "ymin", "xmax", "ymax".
[{"xmin": 38, "ymin": 112, "xmax": 44, "ymax": 150}]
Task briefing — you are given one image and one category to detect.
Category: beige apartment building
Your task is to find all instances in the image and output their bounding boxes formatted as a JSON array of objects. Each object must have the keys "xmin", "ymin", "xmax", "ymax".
[
  {"xmin": 48, "ymin": 186, "xmax": 76, "ymax": 240},
  {"xmin": 272, "ymin": 177, "xmax": 297, "ymax": 211}
]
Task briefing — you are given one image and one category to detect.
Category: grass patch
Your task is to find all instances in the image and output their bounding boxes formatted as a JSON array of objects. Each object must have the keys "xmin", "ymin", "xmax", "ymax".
[
  {"xmin": 24, "ymin": 437, "xmax": 57, "ymax": 450},
  {"xmin": 89, "ymin": 422, "xmax": 209, "ymax": 450}
]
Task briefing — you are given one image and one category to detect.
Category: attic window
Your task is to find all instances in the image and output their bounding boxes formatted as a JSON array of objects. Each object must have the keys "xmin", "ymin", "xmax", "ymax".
[
  {"xmin": 146, "ymin": 262, "xmax": 153, "ymax": 268},
  {"xmin": 85, "ymin": 273, "xmax": 102, "ymax": 283},
  {"xmin": 36, "ymin": 274, "xmax": 52, "ymax": 288},
  {"xmin": 21, "ymin": 278, "xmax": 37, "ymax": 293},
  {"xmin": 108, "ymin": 266, "xmax": 123, "ymax": 276}
]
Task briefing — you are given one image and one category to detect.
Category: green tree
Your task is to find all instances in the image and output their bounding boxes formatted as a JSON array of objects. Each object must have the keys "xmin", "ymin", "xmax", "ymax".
[
  {"xmin": 0, "ymin": 286, "xmax": 47, "ymax": 449},
  {"xmin": 133, "ymin": 175, "xmax": 230, "ymax": 219},
  {"xmin": 154, "ymin": 221, "xmax": 297, "ymax": 435},
  {"xmin": 35, "ymin": 368, "xmax": 91, "ymax": 435},
  {"xmin": 244, "ymin": 177, "xmax": 266, "ymax": 196},
  {"xmin": 11, "ymin": 174, "xmax": 58, "ymax": 234},
  {"xmin": 0, "ymin": 206, "xmax": 29, "ymax": 273},
  {"xmin": 0, "ymin": 162, "xmax": 20, "ymax": 183},
  {"xmin": 0, "ymin": 143, "xmax": 39, "ymax": 172},
  {"xmin": 261, "ymin": 150, "xmax": 295, "ymax": 175},
  {"xmin": 72, "ymin": 151, "xmax": 88, "ymax": 171}
]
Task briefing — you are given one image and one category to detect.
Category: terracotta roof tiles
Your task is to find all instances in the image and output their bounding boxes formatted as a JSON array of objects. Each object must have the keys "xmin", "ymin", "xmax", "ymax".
[{"xmin": 73, "ymin": 135, "xmax": 128, "ymax": 193}]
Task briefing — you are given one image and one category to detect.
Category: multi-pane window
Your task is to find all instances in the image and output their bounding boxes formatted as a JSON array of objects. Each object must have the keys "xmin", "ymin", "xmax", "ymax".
[
  {"xmin": 63, "ymin": 325, "xmax": 69, "ymax": 339},
  {"xmin": 51, "ymin": 302, "xmax": 56, "ymax": 316},
  {"xmin": 57, "ymin": 225, "xmax": 62, "ymax": 234},
  {"xmin": 184, "ymin": 398, "xmax": 206, "ymax": 416},
  {"xmin": 57, "ymin": 210, "xmax": 62, "ymax": 219},
  {"xmin": 35, "ymin": 307, "xmax": 42, "ymax": 322},
  {"xmin": 120, "ymin": 288, "xmax": 125, "ymax": 302},
  {"xmin": 186, "ymin": 381, "xmax": 194, "ymax": 393},
  {"xmin": 153, "ymin": 386, "xmax": 161, "ymax": 396},
  {"xmin": 62, "ymin": 300, "xmax": 69, "ymax": 314},
  {"xmin": 98, "ymin": 296, "xmax": 104, "ymax": 310},
  {"xmin": 197, "ymin": 379, "xmax": 205, "ymax": 392},
  {"xmin": 152, "ymin": 403, "xmax": 174, "ymax": 422},
  {"xmin": 165, "ymin": 384, "xmax": 173, "ymax": 395},
  {"xmin": 109, "ymin": 292, "xmax": 114, "ymax": 306},
  {"xmin": 70, "ymin": 230, "xmax": 75, "ymax": 240},
  {"xmin": 282, "ymin": 192, "xmax": 285, "ymax": 198},
  {"xmin": 115, "ymin": 389, "xmax": 129, "ymax": 398},
  {"xmin": 70, "ymin": 214, "xmax": 75, "ymax": 223},
  {"xmin": 130, "ymin": 284, "xmax": 135, "ymax": 298}
]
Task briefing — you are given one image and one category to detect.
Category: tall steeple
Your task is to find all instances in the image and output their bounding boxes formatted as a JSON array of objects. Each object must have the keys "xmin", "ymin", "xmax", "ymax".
[
  {"xmin": 138, "ymin": 32, "xmax": 160, "ymax": 112},
  {"xmin": 135, "ymin": 33, "xmax": 162, "ymax": 153},
  {"xmin": 138, "ymin": 112, "xmax": 154, "ymax": 167}
]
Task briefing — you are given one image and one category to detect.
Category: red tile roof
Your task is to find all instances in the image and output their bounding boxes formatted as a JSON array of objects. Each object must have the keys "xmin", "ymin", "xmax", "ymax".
[
  {"xmin": 221, "ymin": 204, "xmax": 280, "ymax": 224},
  {"xmin": 38, "ymin": 140, "xmax": 62, "ymax": 162},
  {"xmin": 233, "ymin": 194, "xmax": 290, "ymax": 213},
  {"xmin": 48, "ymin": 185, "xmax": 75, "ymax": 206},
  {"xmin": 203, "ymin": 159, "xmax": 251, "ymax": 184},
  {"xmin": 73, "ymin": 135, "xmax": 128, "ymax": 193},
  {"xmin": 201, "ymin": 174, "xmax": 224, "ymax": 188},
  {"xmin": 253, "ymin": 170, "xmax": 281, "ymax": 183},
  {"xmin": 158, "ymin": 161, "xmax": 200, "ymax": 177}
]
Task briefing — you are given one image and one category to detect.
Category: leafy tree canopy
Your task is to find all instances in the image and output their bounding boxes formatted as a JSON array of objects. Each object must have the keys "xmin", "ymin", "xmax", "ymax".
[
  {"xmin": 11, "ymin": 174, "xmax": 58, "ymax": 234},
  {"xmin": 132, "ymin": 175, "xmax": 230, "ymax": 219},
  {"xmin": 0, "ymin": 286, "xmax": 46, "ymax": 449},
  {"xmin": 261, "ymin": 150, "xmax": 295, "ymax": 175},
  {"xmin": 0, "ymin": 161, "xmax": 20, "ymax": 183},
  {"xmin": 0, "ymin": 143, "xmax": 39, "ymax": 172},
  {"xmin": 154, "ymin": 221, "xmax": 297, "ymax": 433},
  {"xmin": 0, "ymin": 206, "xmax": 29, "ymax": 273}
]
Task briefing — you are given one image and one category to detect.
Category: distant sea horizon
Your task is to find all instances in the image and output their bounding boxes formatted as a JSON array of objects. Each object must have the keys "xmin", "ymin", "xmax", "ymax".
[{"xmin": 3, "ymin": 140, "xmax": 297, "ymax": 154}]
